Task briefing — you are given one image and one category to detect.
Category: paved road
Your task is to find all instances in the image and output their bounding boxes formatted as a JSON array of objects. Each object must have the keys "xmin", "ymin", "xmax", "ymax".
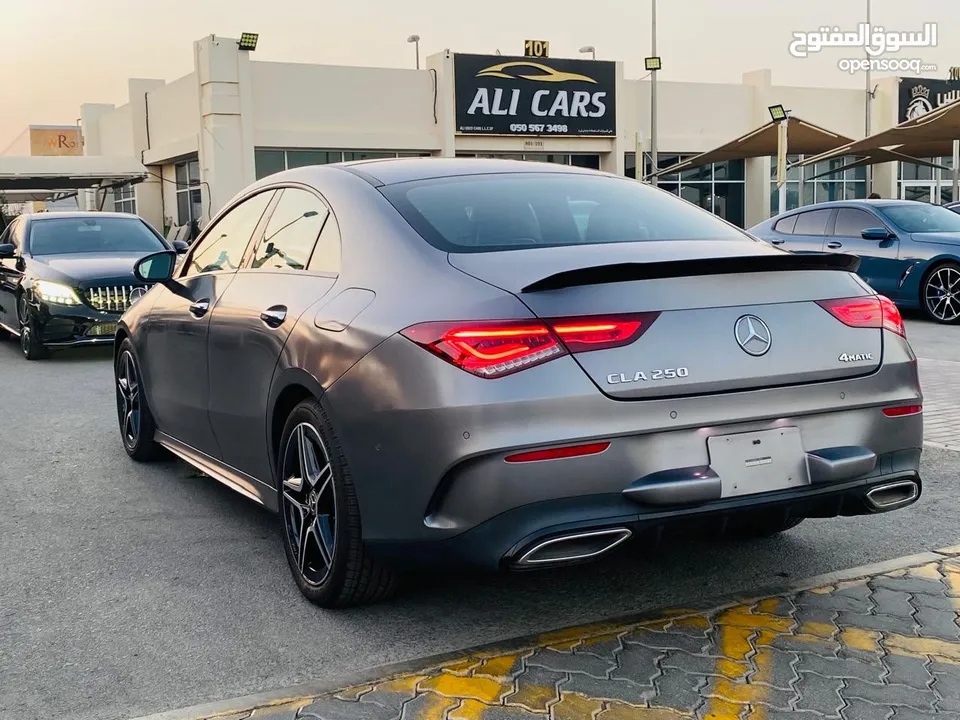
[{"xmin": 0, "ymin": 317, "xmax": 958, "ymax": 720}]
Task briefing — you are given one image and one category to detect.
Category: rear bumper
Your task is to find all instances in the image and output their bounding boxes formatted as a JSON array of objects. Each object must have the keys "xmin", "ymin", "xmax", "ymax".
[
  {"xmin": 366, "ymin": 463, "xmax": 922, "ymax": 571},
  {"xmin": 325, "ymin": 331, "xmax": 923, "ymax": 551}
]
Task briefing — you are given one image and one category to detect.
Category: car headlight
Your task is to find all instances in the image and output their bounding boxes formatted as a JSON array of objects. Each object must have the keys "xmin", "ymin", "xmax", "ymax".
[{"xmin": 33, "ymin": 280, "xmax": 82, "ymax": 306}]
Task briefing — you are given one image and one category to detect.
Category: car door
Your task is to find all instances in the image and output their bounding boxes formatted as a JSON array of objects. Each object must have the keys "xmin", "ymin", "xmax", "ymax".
[
  {"xmin": 139, "ymin": 190, "xmax": 276, "ymax": 458},
  {"xmin": 206, "ymin": 186, "xmax": 341, "ymax": 484},
  {"xmin": 825, "ymin": 207, "xmax": 904, "ymax": 297},
  {"xmin": 780, "ymin": 208, "xmax": 833, "ymax": 253},
  {"xmin": 0, "ymin": 219, "xmax": 24, "ymax": 331}
]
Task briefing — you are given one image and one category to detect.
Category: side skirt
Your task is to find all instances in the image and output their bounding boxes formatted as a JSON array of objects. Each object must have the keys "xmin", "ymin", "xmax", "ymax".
[{"xmin": 155, "ymin": 431, "xmax": 279, "ymax": 511}]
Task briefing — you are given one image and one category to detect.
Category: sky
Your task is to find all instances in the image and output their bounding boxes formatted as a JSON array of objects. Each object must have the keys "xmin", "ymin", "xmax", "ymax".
[{"xmin": 1, "ymin": 0, "xmax": 958, "ymax": 149}]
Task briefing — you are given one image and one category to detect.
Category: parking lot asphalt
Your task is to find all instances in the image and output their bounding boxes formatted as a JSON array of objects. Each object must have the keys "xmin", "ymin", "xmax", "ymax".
[{"xmin": 0, "ymin": 315, "xmax": 958, "ymax": 720}]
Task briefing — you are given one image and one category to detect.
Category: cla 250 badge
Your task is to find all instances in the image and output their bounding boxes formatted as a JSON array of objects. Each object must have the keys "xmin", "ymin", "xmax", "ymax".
[
  {"xmin": 607, "ymin": 368, "xmax": 689, "ymax": 384},
  {"xmin": 838, "ymin": 353, "xmax": 874, "ymax": 362}
]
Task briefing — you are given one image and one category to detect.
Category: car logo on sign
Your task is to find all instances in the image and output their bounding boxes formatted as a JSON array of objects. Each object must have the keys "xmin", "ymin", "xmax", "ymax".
[{"xmin": 734, "ymin": 315, "xmax": 772, "ymax": 357}]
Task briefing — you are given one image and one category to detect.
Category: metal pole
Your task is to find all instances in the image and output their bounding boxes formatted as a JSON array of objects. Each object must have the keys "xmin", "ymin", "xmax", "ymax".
[
  {"xmin": 591, "ymin": 49, "xmax": 596, "ymax": 60},
  {"xmin": 953, "ymin": 139, "xmax": 959, "ymax": 202},
  {"xmin": 778, "ymin": 118, "xmax": 788, "ymax": 214},
  {"xmin": 865, "ymin": 0, "xmax": 873, "ymax": 194},
  {"xmin": 650, "ymin": 0, "xmax": 658, "ymax": 186},
  {"xmin": 415, "ymin": 39, "xmax": 420, "ymax": 70}
]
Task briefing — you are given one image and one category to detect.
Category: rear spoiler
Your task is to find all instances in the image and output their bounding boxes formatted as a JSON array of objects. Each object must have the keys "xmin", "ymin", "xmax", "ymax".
[{"xmin": 521, "ymin": 252, "xmax": 861, "ymax": 293}]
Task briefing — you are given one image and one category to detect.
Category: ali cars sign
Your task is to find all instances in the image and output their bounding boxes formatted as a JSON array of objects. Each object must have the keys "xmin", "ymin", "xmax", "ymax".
[{"xmin": 454, "ymin": 53, "xmax": 616, "ymax": 136}]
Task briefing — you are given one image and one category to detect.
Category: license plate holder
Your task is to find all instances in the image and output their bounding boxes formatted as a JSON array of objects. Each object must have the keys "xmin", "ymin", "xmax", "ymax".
[{"xmin": 708, "ymin": 427, "xmax": 809, "ymax": 499}]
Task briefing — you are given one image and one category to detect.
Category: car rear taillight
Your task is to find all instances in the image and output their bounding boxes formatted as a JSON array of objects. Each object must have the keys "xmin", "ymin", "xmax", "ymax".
[
  {"xmin": 816, "ymin": 295, "xmax": 906, "ymax": 337},
  {"xmin": 400, "ymin": 320, "xmax": 566, "ymax": 378},
  {"xmin": 505, "ymin": 442, "xmax": 611, "ymax": 463},
  {"xmin": 549, "ymin": 312, "xmax": 661, "ymax": 353},
  {"xmin": 401, "ymin": 313, "xmax": 660, "ymax": 379}
]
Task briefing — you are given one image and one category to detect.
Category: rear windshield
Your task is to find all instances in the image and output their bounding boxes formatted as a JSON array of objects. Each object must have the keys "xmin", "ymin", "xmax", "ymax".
[
  {"xmin": 380, "ymin": 172, "xmax": 746, "ymax": 253},
  {"xmin": 28, "ymin": 217, "xmax": 166, "ymax": 256},
  {"xmin": 878, "ymin": 204, "xmax": 960, "ymax": 233}
]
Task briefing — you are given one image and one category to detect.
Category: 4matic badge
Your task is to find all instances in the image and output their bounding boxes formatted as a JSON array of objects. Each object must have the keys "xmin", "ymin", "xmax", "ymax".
[{"xmin": 838, "ymin": 352, "xmax": 874, "ymax": 362}]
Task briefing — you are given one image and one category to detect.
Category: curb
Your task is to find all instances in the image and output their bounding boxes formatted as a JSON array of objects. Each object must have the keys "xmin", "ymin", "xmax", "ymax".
[{"xmin": 127, "ymin": 547, "xmax": 960, "ymax": 720}]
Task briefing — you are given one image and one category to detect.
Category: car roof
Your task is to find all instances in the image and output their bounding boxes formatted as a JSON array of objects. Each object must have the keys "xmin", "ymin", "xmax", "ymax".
[{"xmin": 336, "ymin": 157, "xmax": 608, "ymax": 186}]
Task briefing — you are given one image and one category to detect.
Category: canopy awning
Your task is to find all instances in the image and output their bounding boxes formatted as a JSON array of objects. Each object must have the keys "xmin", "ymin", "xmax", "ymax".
[
  {"xmin": 797, "ymin": 98, "xmax": 960, "ymax": 168},
  {"xmin": 653, "ymin": 116, "xmax": 853, "ymax": 178},
  {"xmin": 0, "ymin": 155, "xmax": 148, "ymax": 200},
  {"xmin": 802, "ymin": 149, "xmax": 950, "ymax": 181}
]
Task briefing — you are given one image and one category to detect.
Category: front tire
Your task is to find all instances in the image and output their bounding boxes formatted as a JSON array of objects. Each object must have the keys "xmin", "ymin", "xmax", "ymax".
[
  {"xmin": 115, "ymin": 339, "xmax": 162, "ymax": 461},
  {"xmin": 278, "ymin": 398, "xmax": 397, "ymax": 608},
  {"xmin": 17, "ymin": 293, "xmax": 49, "ymax": 361},
  {"xmin": 921, "ymin": 262, "xmax": 960, "ymax": 324}
]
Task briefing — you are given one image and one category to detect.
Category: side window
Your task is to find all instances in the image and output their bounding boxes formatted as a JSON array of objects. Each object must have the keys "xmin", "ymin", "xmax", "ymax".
[
  {"xmin": 253, "ymin": 188, "xmax": 329, "ymax": 271},
  {"xmin": 773, "ymin": 215, "xmax": 797, "ymax": 234},
  {"xmin": 0, "ymin": 223, "xmax": 11, "ymax": 247},
  {"xmin": 833, "ymin": 208, "xmax": 879, "ymax": 237},
  {"xmin": 184, "ymin": 191, "xmax": 274, "ymax": 277},
  {"xmin": 793, "ymin": 209, "xmax": 831, "ymax": 236},
  {"xmin": 307, "ymin": 212, "xmax": 341, "ymax": 274}
]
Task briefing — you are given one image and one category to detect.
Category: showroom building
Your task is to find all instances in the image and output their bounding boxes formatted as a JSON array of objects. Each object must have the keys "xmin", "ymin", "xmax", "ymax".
[{"xmin": 73, "ymin": 34, "xmax": 960, "ymax": 234}]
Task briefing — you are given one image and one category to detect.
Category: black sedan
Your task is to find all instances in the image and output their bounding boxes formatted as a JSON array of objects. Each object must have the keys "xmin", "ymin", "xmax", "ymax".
[{"xmin": 0, "ymin": 212, "xmax": 185, "ymax": 360}]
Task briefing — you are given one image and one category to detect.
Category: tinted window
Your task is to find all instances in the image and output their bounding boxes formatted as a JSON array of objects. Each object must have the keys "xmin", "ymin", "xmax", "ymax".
[
  {"xmin": 307, "ymin": 213, "xmax": 341, "ymax": 274},
  {"xmin": 380, "ymin": 173, "xmax": 745, "ymax": 253},
  {"xmin": 185, "ymin": 191, "xmax": 274, "ymax": 276},
  {"xmin": 27, "ymin": 217, "xmax": 166, "ymax": 256},
  {"xmin": 833, "ymin": 208, "xmax": 879, "ymax": 237},
  {"xmin": 773, "ymin": 215, "xmax": 797, "ymax": 234},
  {"xmin": 253, "ymin": 189, "xmax": 328, "ymax": 271},
  {"xmin": 792, "ymin": 209, "xmax": 831, "ymax": 236},
  {"xmin": 880, "ymin": 204, "xmax": 960, "ymax": 233}
]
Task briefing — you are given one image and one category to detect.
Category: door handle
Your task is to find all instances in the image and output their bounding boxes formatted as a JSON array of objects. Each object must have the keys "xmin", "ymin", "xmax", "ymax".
[
  {"xmin": 770, "ymin": 239, "xmax": 786, "ymax": 245},
  {"xmin": 826, "ymin": 241, "xmax": 843, "ymax": 249},
  {"xmin": 260, "ymin": 306, "xmax": 287, "ymax": 328},
  {"xmin": 189, "ymin": 298, "xmax": 210, "ymax": 317}
]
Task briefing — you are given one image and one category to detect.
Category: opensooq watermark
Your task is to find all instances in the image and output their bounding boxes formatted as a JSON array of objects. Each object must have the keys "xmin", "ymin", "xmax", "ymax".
[{"xmin": 789, "ymin": 22, "xmax": 939, "ymax": 74}]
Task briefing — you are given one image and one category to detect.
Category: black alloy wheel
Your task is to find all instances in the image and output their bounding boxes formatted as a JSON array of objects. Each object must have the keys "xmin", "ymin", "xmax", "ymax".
[
  {"xmin": 115, "ymin": 339, "xmax": 161, "ymax": 461},
  {"xmin": 17, "ymin": 293, "xmax": 48, "ymax": 360},
  {"xmin": 278, "ymin": 398, "xmax": 396, "ymax": 607}
]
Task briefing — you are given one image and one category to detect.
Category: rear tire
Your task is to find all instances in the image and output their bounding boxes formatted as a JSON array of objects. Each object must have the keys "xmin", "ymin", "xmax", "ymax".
[
  {"xmin": 725, "ymin": 513, "xmax": 804, "ymax": 540},
  {"xmin": 115, "ymin": 339, "xmax": 162, "ymax": 461},
  {"xmin": 277, "ymin": 398, "xmax": 397, "ymax": 608}
]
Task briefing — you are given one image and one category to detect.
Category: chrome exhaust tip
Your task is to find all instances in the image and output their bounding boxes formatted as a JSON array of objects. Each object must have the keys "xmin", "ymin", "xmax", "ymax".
[
  {"xmin": 513, "ymin": 528, "xmax": 633, "ymax": 568},
  {"xmin": 865, "ymin": 480, "xmax": 919, "ymax": 512}
]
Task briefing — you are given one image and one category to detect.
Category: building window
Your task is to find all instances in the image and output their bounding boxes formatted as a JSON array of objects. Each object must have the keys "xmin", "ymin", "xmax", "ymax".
[
  {"xmin": 113, "ymin": 184, "xmax": 136, "ymax": 215},
  {"xmin": 769, "ymin": 155, "xmax": 867, "ymax": 215},
  {"xmin": 624, "ymin": 153, "xmax": 746, "ymax": 228},
  {"xmin": 175, "ymin": 159, "xmax": 203, "ymax": 226},
  {"xmin": 897, "ymin": 155, "xmax": 956, "ymax": 205},
  {"xmin": 254, "ymin": 149, "xmax": 433, "ymax": 180}
]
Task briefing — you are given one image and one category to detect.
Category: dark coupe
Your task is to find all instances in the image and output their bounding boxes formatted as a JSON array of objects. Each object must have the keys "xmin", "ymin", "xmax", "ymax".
[
  {"xmin": 749, "ymin": 200, "xmax": 960, "ymax": 324},
  {"xmin": 0, "ymin": 212, "xmax": 185, "ymax": 359}
]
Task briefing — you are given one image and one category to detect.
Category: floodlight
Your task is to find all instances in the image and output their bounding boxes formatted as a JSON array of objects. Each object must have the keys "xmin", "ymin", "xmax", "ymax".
[
  {"xmin": 644, "ymin": 56, "xmax": 662, "ymax": 71},
  {"xmin": 768, "ymin": 104, "xmax": 788, "ymax": 122},
  {"xmin": 238, "ymin": 33, "xmax": 259, "ymax": 51}
]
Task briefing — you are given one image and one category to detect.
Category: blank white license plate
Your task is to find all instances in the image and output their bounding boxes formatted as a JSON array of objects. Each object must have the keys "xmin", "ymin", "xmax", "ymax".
[{"xmin": 708, "ymin": 427, "xmax": 810, "ymax": 499}]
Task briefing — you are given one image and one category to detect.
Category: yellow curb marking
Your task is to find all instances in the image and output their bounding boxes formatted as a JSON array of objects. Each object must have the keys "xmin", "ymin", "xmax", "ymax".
[
  {"xmin": 840, "ymin": 628, "xmax": 883, "ymax": 654},
  {"xmin": 420, "ymin": 674, "xmax": 506, "ymax": 704},
  {"xmin": 908, "ymin": 562, "xmax": 945, "ymax": 581},
  {"xmin": 552, "ymin": 692, "xmax": 605, "ymax": 719}
]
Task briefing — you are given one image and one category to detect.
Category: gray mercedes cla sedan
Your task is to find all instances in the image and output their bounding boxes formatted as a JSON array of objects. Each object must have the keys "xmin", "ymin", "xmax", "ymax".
[{"xmin": 115, "ymin": 158, "xmax": 923, "ymax": 607}]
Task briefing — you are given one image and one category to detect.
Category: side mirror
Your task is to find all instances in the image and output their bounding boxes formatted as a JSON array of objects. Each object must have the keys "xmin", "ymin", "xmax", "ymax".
[
  {"xmin": 172, "ymin": 240, "xmax": 189, "ymax": 254},
  {"xmin": 0, "ymin": 243, "xmax": 14, "ymax": 259},
  {"xmin": 862, "ymin": 227, "xmax": 892, "ymax": 241},
  {"xmin": 134, "ymin": 250, "xmax": 177, "ymax": 283}
]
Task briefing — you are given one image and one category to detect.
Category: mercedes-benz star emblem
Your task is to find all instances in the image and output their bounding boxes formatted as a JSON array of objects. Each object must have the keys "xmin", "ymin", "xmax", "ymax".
[
  {"xmin": 129, "ymin": 287, "xmax": 147, "ymax": 304},
  {"xmin": 734, "ymin": 315, "xmax": 772, "ymax": 357}
]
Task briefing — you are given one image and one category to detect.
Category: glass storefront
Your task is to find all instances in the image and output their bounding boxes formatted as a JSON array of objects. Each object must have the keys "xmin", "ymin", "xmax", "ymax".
[
  {"xmin": 898, "ymin": 156, "xmax": 957, "ymax": 204},
  {"xmin": 254, "ymin": 149, "xmax": 432, "ymax": 180},
  {"xmin": 624, "ymin": 153, "xmax": 746, "ymax": 228},
  {"xmin": 769, "ymin": 154, "xmax": 866, "ymax": 214},
  {"xmin": 456, "ymin": 153, "xmax": 600, "ymax": 169}
]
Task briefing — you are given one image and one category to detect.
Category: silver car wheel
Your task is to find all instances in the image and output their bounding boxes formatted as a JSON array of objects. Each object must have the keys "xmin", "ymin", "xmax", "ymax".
[
  {"xmin": 116, "ymin": 350, "xmax": 141, "ymax": 447},
  {"xmin": 924, "ymin": 265, "xmax": 960, "ymax": 322},
  {"xmin": 281, "ymin": 422, "xmax": 337, "ymax": 587}
]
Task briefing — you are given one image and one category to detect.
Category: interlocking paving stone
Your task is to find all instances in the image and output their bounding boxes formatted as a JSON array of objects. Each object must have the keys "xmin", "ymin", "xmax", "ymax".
[
  {"xmin": 243, "ymin": 555, "xmax": 960, "ymax": 720},
  {"xmin": 918, "ymin": 358, "xmax": 960, "ymax": 448}
]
